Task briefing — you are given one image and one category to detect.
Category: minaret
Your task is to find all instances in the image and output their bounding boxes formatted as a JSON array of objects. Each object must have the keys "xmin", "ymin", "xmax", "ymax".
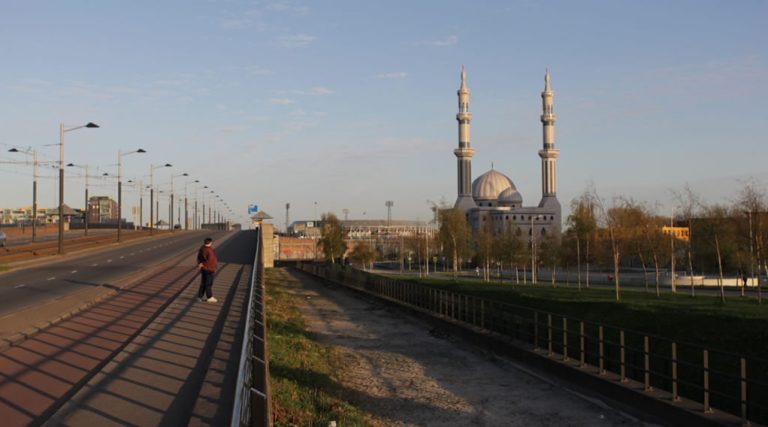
[
  {"xmin": 539, "ymin": 68, "xmax": 560, "ymax": 202},
  {"xmin": 454, "ymin": 66, "xmax": 476, "ymax": 212}
]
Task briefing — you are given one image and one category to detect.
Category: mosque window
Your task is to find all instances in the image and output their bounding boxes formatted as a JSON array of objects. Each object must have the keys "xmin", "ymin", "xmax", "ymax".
[
  {"xmin": 513, "ymin": 216, "xmax": 516, "ymax": 220},
  {"xmin": 541, "ymin": 228, "xmax": 546, "ymax": 236},
  {"xmin": 505, "ymin": 215, "xmax": 509, "ymax": 220},
  {"xmin": 550, "ymin": 216, "xmax": 554, "ymax": 220}
]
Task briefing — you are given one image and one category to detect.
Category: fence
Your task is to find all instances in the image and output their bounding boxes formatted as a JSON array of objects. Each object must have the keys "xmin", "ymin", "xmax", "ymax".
[
  {"xmin": 298, "ymin": 263, "xmax": 768, "ymax": 426},
  {"xmin": 231, "ymin": 227, "xmax": 271, "ymax": 427}
]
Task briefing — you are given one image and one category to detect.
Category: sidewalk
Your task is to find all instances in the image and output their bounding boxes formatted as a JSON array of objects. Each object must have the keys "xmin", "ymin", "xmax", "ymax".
[{"xmin": 0, "ymin": 231, "xmax": 255, "ymax": 427}]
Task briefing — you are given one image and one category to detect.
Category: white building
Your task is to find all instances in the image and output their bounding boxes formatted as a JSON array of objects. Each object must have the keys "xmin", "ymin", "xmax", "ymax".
[{"xmin": 453, "ymin": 67, "xmax": 562, "ymax": 239}]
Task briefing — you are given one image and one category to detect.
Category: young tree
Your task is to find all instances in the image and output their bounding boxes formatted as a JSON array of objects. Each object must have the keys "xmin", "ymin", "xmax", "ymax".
[
  {"xmin": 319, "ymin": 212, "xmax": 345, "ymax": 264},
  {"xmin": 567, "ymin": 193, "xmax": 597, "ymax": 290},
  {"xmin": 539, "ymin": 232, "xmax": 561, "ymax": 287},
  {"xmin": 475, "ymin": 226, "xmax": 495, "ymax": 282},
  {"xmin": 495, "ymin": 226, "xmax": 523, "ymax": 285},
  {"xmin": 672, "ymin": 184, "xmax": 700, "ymax": 296},
  {"xmin": 350, "ymin": 240, "xmax": 377, "ymax": 270},
  {"xmin": 737, "ymin": 180, "xmax": 766, "ymax": 304},
  {"xmin": 699, "ymin": 204, "xmax": 736, "ymax": 303},
  {"xmin": 438, "ymin": 208, "xmax": 471, "ymax": 280}
]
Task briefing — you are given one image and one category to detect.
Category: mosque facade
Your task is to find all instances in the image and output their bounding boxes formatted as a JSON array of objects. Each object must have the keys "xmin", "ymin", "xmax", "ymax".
[{"xmin": 453, "ymin": 67, "xmax": 562, "ymax": 239}]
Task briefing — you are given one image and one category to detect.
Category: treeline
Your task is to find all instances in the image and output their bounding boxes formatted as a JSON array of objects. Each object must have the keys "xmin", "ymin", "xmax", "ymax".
[{"xmin": 317, "ymin": 181, "xmax": 768, "ymax": 302}]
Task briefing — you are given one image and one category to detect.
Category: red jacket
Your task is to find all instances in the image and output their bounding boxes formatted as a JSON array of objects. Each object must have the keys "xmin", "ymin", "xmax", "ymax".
[{"xmin": 197, "ymin": 245, "xmax": 218, "ymax": 272}]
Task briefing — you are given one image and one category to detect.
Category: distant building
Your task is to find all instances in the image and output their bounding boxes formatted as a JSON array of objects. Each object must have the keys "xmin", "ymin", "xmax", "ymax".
[
  {"xmin": 88, "ymin": 196, "xmax": 118, "ymax": 223},
  {"xmin": 661, "ymin": 226, "xmax": 690, "ymax": 242},
  {"xmin": 287, "ymin": 219, "xmax": 435, "ymax": 240}
]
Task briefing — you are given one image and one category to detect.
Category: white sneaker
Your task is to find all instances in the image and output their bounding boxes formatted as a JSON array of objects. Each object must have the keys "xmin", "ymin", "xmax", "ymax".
[{"xmin": 207, "ymin": 297, "xmax": 218, "ymax": 303}]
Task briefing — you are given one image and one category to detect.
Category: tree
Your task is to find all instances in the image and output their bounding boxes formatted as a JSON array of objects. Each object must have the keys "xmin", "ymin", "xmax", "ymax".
[
  {"xmin": 475, "ymin": 226, "xmax": 494, "ymax": 282},
  {"xmin": 319, "ymin": 212, "xmax": 345, "ymax": 264},
  {"xmin": 538, "ymin": 232, "xmax": 561, "ymax": 287},
  {"xmin": 672, "ymin": 184, "xmax": 700, "ymax": 296},
  {"xmin": 737, "ymin": 180, "xmax": 766, "ymax": 304},
  {"xmin": 698, "ymin": 204, "xmax": 734, "ymax": 303},
  {"xmin": 438, "ymin": 208, "xmax": 470, "ymax": 280},
  {"xmin": 494, "ymin": 226, "xmax": 523, "ymax": 285},
  {"xmin": 350, "ymin": 240, "xmax": 377, "ymax": 270},
  {"xmin": 567, "ymin": 193, "xmax": 597, "ymax": 290}
]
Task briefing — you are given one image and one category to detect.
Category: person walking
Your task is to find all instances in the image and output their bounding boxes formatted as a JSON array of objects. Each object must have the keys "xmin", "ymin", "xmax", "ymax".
[{"xmin": 197, "ymin": 237, "xmax": 218, "ymax": 303}]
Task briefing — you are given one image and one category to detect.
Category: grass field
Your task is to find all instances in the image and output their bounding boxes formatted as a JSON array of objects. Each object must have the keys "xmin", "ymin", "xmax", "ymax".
[
  {"xmin": 266, "ymin": 268, "xmax": 372, "ymax": 426},
  {"xmin": 392, "ymin": 275, "xmax": 768, "ymax": 360}
]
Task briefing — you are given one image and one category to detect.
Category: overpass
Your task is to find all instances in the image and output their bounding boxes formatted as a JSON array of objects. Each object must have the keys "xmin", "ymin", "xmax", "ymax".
[{"xmin": 0, "ymin": 228, "xmax": 268, "ymax": 426}]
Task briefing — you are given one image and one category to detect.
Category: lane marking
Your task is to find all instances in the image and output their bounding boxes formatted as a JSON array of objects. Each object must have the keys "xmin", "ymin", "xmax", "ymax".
[
  {"xmin": 92, "ymin": 263, "xmax": 98, "ymax": 267},
  {"xmin": 14, "ymin": 284, "xmax": 26, "ymax": 288},
  {"xmin": 47, "ymin": 277, "xmax": 56, "ymax": 281},
  {"xmin": 71, "ymin": 270, "xmax": 78, "ymax": 274},
  {"xmin": 107, "ymin": 259, "xmax": 112, "ymax": 263},
  {"xmin": 120, "ymin": 256, "xmax": 124, "ymax": 259}
]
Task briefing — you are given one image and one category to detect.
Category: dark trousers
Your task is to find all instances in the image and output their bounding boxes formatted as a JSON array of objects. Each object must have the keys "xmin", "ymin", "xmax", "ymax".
[{"xmin": 198, "ymin": 269, "xmax": 214, "ymax": 299}]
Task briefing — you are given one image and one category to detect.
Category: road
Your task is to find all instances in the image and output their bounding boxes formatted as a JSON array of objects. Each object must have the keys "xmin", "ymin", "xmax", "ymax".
[{"xmin": 0, "ymin": 231, "xmax": 221, "ymax": 319}]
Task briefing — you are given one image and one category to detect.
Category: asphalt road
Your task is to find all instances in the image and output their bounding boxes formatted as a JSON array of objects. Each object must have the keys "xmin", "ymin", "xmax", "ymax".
[{"xmin": 0, "ymin": 231, "xmax": 224, "ymax": 318}]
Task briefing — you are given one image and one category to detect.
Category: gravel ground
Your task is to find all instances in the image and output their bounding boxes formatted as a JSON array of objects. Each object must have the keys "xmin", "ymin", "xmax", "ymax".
[{"xmin": 283, "ymin": 268, "xmax": 659, "ymax": 427}]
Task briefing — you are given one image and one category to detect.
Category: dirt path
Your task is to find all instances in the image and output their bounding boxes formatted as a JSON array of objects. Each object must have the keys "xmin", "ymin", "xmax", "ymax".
[{"xmin": 282, "ymin": 268, "xmax": 656, "ymax": 427}]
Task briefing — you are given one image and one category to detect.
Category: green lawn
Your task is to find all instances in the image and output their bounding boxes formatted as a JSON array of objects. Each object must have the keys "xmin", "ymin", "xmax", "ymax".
[
  {"xmin": 266, "ymin": 268, "xmax": 372, "ymax": 427},
  {"xmin": 392, "ymin": 275, "xmax": 768, "ymax": 360}
]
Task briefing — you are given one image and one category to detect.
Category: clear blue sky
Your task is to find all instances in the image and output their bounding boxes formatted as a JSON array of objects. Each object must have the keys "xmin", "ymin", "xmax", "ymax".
[{"xmin": 1, "ymin": 0, "xmax": 766, "ymax": 227}]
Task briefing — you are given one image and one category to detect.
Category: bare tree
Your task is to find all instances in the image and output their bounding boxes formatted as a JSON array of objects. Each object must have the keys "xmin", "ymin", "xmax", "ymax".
[
  {"xmin": 737, "ymin": 179, "xmax": 766, "ymax": 304},
  {"xmin": 567, "ymin": 192, "xmax": 597, "ymax": 291},
  {"xmin": 672, "ymin": 184, "xmax": 700, "ymax": 296},
  {"xmin": 438, "ymin": 208, "xmax": 470, "ymax": 280}
]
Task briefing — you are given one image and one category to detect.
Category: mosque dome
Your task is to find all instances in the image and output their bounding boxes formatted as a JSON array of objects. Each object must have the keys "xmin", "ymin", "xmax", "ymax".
[
  {"xmin": 498, "ymin": 186, "xmax": 523, "ymax": 206},
  {"xmin": 472, "ymin": 169, "xmax": 514, "ymax": 201}
]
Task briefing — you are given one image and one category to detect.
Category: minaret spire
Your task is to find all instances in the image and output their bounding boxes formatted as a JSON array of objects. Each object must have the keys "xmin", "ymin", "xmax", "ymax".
[
  {"xmin": 539, "ymin": 68, "xmax": 560, "ymax": 201},
  {"xmin": 454, "ymin": 66, "xmax": 476, "ymax": 212}
]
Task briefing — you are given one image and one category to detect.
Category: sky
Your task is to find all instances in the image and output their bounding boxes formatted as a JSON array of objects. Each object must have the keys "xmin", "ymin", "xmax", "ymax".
[{"xmin": 0, "ymin": 0, "xmax": 766, "ymax": 229}]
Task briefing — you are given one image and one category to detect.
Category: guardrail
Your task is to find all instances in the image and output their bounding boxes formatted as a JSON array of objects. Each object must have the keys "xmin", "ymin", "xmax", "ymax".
[
  {"xmin": 231, "ymin": 228, "xmax": 271, "ymax": 427},
  {"xmin": 298, "ymin": 263, "xmax": 768, "ymax": 426}
]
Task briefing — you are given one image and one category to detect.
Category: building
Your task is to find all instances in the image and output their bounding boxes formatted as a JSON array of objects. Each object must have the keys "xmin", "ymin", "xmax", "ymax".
[
  {"xmin": 88, "ymin": 196, "xmax": 118, "ymax": 224},
  {"xmin": 288, "ymin": 219, "xmax": 435, "ymax": 241},
  {"xmin": 453, "ymin": 67, "xmax": 561, "ymax": 239},
  {"xmin": 661, "ymin": 226, "xmax": 690, "ymax": 242}
]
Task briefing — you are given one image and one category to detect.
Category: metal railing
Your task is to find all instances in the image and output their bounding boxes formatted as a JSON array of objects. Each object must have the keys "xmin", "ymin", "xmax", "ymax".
[
  {"xmin": 232, "ymin": 228, "xmax": 270, "ymax": 427},
  {"xmin": 298, "ymin": 263, "xmax": 768, "ymax": 426}
]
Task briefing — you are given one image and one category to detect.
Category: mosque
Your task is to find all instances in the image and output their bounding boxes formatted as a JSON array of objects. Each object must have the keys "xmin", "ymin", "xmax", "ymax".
[{"xmin": 453, "ymin": 67, "xmax": 561, "ymax": 239}]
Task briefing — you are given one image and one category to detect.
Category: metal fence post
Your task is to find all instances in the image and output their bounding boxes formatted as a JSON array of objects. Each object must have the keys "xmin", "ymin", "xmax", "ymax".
[
  {"xmin": 599, "ymin": 326, "xmax": 605, "ymax": 375},
  {"xmin": 644, "ymin": 336, "xmax": 652, "ymax": 391},
  {"xmin": 547, "ymin": 314, "xmax": 553, "ymax": 356},
  {"xmin": 741, "ymin": 357, "xmax": 748, "ymax": 426},
  {"xmin": 704, "ymin": 349, "xmax": 712, "ymax": 413},
  {"xmin": 480, "ymin": 299, "xmax": 485, "ymax": 329},
  {"xmin": 672, "ymin": 342, "xmax": 679, "ymax": 401},
  {"xmin": 620, "ymin": 330, "xmax": 627, "ymax": 382},
  {"xmin": 562, "ymin": 317, "xmax": 569, "ymax": 361},
  {"xmin": 533, "ymin": 311, "xmax": 539, "ymax": 350},
  {"xmin": 579, "ymin": 321, "xmax": 585, "ymax": 367}
]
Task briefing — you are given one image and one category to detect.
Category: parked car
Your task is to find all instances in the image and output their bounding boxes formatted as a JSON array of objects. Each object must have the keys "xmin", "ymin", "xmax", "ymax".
[{"xmin": 0, "ymin": 231, "xmax": 6, "ymax": 247}]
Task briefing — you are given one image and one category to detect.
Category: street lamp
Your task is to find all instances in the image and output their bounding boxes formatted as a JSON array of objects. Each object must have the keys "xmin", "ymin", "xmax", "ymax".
[
  {"xmin": 117, "ymin": 148, "xmax": 146, "ymax": 242},
  {"xmin": 58, "ymin": 122, "xmax": 99, "ymax": 254},
  {"xmin": 66, "ymin": 163, "xmax": 92, "ymax": 236},
  {"xmin": 149, "ymin": 163, "xmax": 172, "ymax": 234},
  {"xmin": 127, "ymin": 179, "xmax": 144, "ymax": 232},
  {"xmin": 8, "ymin": 147, "xmax": 38, "ymax": 241},
  {"xmin": 170, "ymin": 172, "xmax": 188, "ymax": 231}
]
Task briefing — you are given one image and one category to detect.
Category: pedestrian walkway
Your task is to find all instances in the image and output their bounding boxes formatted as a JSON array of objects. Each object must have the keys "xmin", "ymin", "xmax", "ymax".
[{"xmin": 0, "ymin": 231, "xmax": 256, "ymax": 427}]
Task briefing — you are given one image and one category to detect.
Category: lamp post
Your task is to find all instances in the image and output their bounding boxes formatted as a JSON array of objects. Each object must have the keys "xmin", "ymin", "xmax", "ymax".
[
  {"xmin": 65, "ymin": 163, "xmax": 92, "ymax": 236},
  {"xmin": 149, "ymin": 163, "xmax": 172, "ymax": 234},
  {"xmin": 170, "ymin": 172, "xmax": 188, "ymax": 231},
  {"xmin": 58, "ymin": 122, "xmax": 99, "ymax": 254},
  {"xmin": 192, "ymin": 180, "xmax": 200, "ymax": 229},
  {"xmin": 8, "ymin": 148, "xmax": 38, "ymax": 241},
  {"xmin": 117, "ymin": 149, "xmax": 146, "ymax": 242},
  {"xmin": 128, "ymin": 179, "xmax": 144, "ymax": 232}
]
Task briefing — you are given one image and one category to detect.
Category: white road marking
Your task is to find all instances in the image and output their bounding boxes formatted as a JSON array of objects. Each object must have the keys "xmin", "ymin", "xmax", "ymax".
[
  {"xmin": 130, "ymin": 252, "xmax": 135, "ymax": 256},
  {"xmin": 47, "ymin": 277, "xmax": 56, "ymax": 281},
  {"xmin": 71, "ymin": 270, "xmax": 78, "ymax": 274},
  {"xmin": 92, "ymin": 263, "xmax": 98, "ymax": 266},
  {"xmin": 14, "ymin": 284, "xmax": 26, "ymax": 288},
  {"xmin": 120, "ymin": 256, "xmax": 124, "ymax": 259},
  {"xmin": 107, "ymin": 259, "xmax": 112, "ymax": 263}
]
